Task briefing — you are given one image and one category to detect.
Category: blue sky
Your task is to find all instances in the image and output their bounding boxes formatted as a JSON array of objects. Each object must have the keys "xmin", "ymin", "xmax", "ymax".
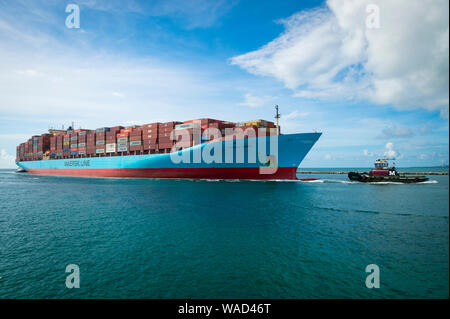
[{"xmin": 0, "ymin": 0, "xmax": 448, "ymax": 168}]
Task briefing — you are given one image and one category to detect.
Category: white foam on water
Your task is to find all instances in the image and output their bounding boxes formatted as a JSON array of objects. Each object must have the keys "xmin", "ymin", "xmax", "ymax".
[
  {"xmin": 299, "ymin": 178, "xmax": 359, "ymax": 184},
  {"xmin": 299, "ymin": 179, "xmax": 324, "ymax": 183},
  {"xmin": 417, "ymin": 180, "xmax": 438, "ymax": 184},
  {"xmin": 367, "ymin": 180, "xmax": 439, "ymax": 185},
  {"xmin": 322, "ymin": 179, "xmax": 358, "ymax": 184}
]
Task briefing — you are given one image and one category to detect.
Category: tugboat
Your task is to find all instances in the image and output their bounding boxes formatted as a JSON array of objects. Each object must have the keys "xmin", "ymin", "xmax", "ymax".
[{"xmin": 348, "ymin": 158, "xmax": 429, "ymax": 183}]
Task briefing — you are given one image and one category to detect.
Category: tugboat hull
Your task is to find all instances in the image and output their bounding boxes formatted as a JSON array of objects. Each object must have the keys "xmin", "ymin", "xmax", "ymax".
[{"xmin": 348, "ymin": 172, "xmax": 429, "ymax": 183}]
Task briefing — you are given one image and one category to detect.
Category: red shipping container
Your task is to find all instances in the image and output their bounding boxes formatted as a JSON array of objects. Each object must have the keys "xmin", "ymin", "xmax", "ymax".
[
  {"xmin": 158, "ymin": 142, "xmax": 174, "ymax": 148},
  {"xmin": 129, "ymin": 136, "xmax": 142, "ymax": 141},
  {"xmin": 159, "ymin": 126, "xmax": 174, "ymax": 132},
  {"xmin": 143, "ymin": 142, "xmax": 157, "ymax": 150},
  {"xmin": 158, "ymin": 121, "xmax": 181, "ymax": 129},
  {"xmin": 109, "ymin": 126, "xmax": 124, "ymax": 132},
  {"xmin": 143, "ymin": 133, "xmax": 158, "ymax": 140},
  {"xmin": 130, "ymin": 129, "xmax": 142, "ymax": 137},
  {"xmin": 120, "ymin": 128, "xmax": 133, "ymax": 134},
  {"xmin": 158, "ymin": 131, "xmax": 173, "ymax": 138},
  {"xmin": 142, "ymin": 123, "xmax": 160, "ymax": 129},
  {"xmin": 129, "ymin": 145, "xmax": 143, "ymax": 152},
  {"xmin": 117, "ymin": 133, "xmax": 128, "ymax": 138},
  {"xmin": 142, "ymin": 128, "xmax": 157, "ymax": 134},
  {"xmin": 158, "ymin": 136, "xmax": 175, "ymax": 144}
]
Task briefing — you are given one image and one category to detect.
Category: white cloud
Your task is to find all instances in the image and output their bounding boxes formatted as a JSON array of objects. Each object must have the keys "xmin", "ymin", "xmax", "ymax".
[
  {"xmin": 419, "ymin": 124, "xmax": 431, "ymax": 135},
  {"xmin": 324, "ymin": 153, "xmax": 332, "ymax": 160},
  {"xmin": 284, "ymin": 110, "xmax": 309, "ymax": 119},
  {"xmin": 112, "ymin": 92, "xmax": 125, "ymax": 98},
  {"xmin": 231, "ymin": 0, "xmax": 449, "ymax": 118},
  {"xmin": 277, "ymin": 110, "xmax": 312, "ymax": 134},
  {"xmin": 77, "ymin": 0, "xmax": 237, "ymax": 29},
  {"xmin": 0, "ymin": 149, "xmax": 15, "ymax": 161},
  {"xmin": 378, "ymin": 125, "xmax": 414, "ymax": 139},
  {"xmin": 0, "ymin": 52, "xmax": 208, "ymax": 121},
  {"xmin": 147, "ymin": 0, "xmax": 238, "ymax": 29},
  {"xmin": 15, "ymin": 69, "xmax": 40, "ymax": 77},
  {"xmin": 237, "ymin": 93, "xmax": 274, "ymax": 108},
  {"xmin": 384, "ymin": 142, "xmax": 397, "ymax": 158},
  {"xmin": 363, "ymin": 149, "xmax": 374, "ymax": 156}
]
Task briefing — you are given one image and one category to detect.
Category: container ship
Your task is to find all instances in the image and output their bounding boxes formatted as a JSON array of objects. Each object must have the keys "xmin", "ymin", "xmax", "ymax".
[{"xmin": 15, "ymin": 117, "xmax": 321, "ymax": 180}]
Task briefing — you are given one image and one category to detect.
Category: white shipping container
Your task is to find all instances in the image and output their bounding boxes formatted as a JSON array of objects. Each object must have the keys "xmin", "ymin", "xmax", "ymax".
[
  {"xmin": 96, "ymin": 149, "xmax": 105, "ymax": 154},
  {"xmin": 106, "ymin": 143, "xmax": 116, "ymax": 153},
  {"xmin": 117, "ymin": 137, "xmax": 128, "ymax": 143},
  {"xmin": 117, "ymin": 146, "xmax": 128, "ymax": 152}
]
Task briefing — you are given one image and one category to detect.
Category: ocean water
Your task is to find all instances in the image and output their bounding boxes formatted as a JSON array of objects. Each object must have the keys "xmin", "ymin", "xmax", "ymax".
[{"xmin": 0, "ymin": 168, "xmax": 448, "ymax": 299}]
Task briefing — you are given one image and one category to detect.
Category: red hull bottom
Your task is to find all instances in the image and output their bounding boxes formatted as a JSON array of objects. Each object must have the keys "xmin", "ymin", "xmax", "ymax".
[{"xmin": 26, "ymin": 167, "xmax": 299, "ymax": 180}]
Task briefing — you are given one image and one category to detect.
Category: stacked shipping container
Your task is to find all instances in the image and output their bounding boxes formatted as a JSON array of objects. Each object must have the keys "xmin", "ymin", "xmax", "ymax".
[
  {"xmin": 129, "ymin": 128, "xmax": 143, "ymax": 153},
  {"xmin": 142, "ymin": 123, "xmax": 159, "ymax": 153},
  {"xmin": 15, "ymin": 118, "xmax": 277, "ymax": 161}
]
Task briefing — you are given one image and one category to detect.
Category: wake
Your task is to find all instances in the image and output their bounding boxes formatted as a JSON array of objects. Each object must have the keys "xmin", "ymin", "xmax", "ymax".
[{"xmin": 298, "ymin": 179, "xmax": 438, "ymax": 185}]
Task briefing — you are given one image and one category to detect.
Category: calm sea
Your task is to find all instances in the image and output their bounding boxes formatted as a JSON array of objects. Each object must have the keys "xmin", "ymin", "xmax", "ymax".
[{"xmin": 0, "ymin": 168, "xmax": 448, "ymax": 298}]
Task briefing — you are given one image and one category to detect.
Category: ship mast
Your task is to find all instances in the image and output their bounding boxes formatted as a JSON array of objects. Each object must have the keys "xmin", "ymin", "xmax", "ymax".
[{"xmin": 275, "ymin": 105, "xmax": 281, "ymax": 135}]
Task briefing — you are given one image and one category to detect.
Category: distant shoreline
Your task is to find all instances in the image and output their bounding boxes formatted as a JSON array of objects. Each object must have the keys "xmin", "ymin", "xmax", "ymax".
[{"xmin": 298, "ymin": 171, "xmax": 448, "ymax": 175}]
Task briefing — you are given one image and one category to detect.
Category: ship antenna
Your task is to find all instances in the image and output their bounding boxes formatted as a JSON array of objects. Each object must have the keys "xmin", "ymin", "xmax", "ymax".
[{"xmin": 275, "ymin": 105, "xmax": 281, "ymax": 135}]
